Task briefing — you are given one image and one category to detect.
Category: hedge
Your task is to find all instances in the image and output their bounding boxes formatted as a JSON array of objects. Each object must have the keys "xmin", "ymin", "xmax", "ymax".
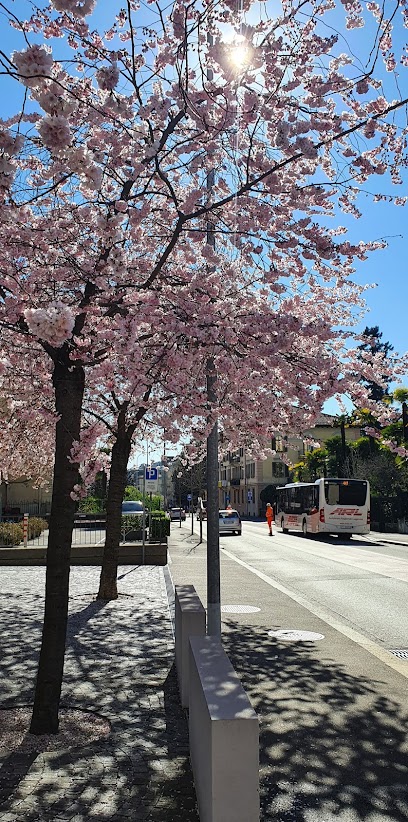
[{"xmin": 0, "ymin": 523, "xmax": 23, "ymax": 546}]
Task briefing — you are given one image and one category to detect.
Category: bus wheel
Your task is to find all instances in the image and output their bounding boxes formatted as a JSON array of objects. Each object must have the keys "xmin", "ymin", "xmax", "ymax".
[
  {"xmin": 302, "ymin": 519, "xmax": 308, "ymax": 537},
  {"xmin": 281, "ymin": 518, "xmax": 288, "ymax": 534}
]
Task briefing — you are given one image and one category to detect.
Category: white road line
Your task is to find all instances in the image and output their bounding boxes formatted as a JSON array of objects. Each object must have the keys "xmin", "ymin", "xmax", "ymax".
[{"xmin": 221, "ymin": 546, "xmax": 408, "ymax": 680}]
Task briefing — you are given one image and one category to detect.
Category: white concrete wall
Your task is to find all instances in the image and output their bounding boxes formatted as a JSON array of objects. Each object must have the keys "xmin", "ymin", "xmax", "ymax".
[
  {"xmin": 189, "ymin": 636, "xmax": 259, "ymax": 822},
  {"xmin": 175, "ymin": 584, "xmax": 206, "ymax": 708}
]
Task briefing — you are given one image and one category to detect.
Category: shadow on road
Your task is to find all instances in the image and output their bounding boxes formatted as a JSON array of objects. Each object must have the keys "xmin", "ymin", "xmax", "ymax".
[{"xmin": 223, "ymin": 619, "xmax": 408, "ymax": 821}]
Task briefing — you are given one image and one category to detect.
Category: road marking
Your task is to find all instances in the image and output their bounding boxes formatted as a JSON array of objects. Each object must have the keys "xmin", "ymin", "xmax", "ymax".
[{"xmin": 221, "ymin": 547, "xmax": 408, "ymax": 680}]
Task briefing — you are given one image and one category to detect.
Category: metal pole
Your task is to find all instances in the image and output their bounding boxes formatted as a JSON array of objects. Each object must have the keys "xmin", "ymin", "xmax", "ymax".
[
  {"xmin": 191, "ymin": 468, "xmax": 194, "ymax": 535},
  {"xmin": 206, "ymin": 361, "xmax": 221, "ymax": 635},
  {"xmin": 23, "ymin": 513, "xmax": 29, "ymax": 548},
  {"xmin": 205, "ymin": 29, "xmax": 221, "ymax": 637},
  {"xmin": 142, "ymin": 442, "xmax": 148, "ymax": 564}
]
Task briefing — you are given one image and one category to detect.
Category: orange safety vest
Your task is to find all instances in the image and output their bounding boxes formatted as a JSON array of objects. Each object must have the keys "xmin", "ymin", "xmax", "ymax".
[{"xmin": 266, "ymin": 506, "xmax": 274, "ymax": 523}]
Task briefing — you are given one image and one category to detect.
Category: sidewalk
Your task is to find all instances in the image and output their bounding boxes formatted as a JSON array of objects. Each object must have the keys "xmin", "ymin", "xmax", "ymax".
[
  {"xmin": 362, "ymin": 529, "xmax": 408, "ymax": 547},
  {"xmin": 168, "ymin": 522, "xmax": 408, "ymax": 821},
  {"xmin": 0, "ymin": 564, "xmax": 199, "ymax": 822},
  {"xmin": 1, "ymin": 530, "xmax": 407, "ymax": 822}
]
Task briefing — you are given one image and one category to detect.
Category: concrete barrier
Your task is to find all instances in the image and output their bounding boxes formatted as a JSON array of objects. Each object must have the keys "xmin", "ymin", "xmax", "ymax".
[
  {"xmin": 175, "ymin": 584, "xmax": 206, "ymax": 707},
  {"xmin": 189, "ymin": 635, "xmax": 259, "ymax": 822}
]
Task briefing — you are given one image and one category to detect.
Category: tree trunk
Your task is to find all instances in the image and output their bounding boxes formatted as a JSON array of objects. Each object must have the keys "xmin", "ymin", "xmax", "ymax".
[
  {"xmin": 30, "ymin": 360, "xmax": 85, "ymax": 735},
  {"xmin": 97, "ymin": 419, "xmax": 132, "ymax": 601}
]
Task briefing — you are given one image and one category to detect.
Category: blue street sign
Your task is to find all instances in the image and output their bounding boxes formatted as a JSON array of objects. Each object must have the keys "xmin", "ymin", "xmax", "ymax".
[
  {"xmin": 145, "ymin": 467, "xmax": 158, "ymax": 481},
  {"xmin": 187, "ymin": 493, "xmax": 192, "ymax": 500}
]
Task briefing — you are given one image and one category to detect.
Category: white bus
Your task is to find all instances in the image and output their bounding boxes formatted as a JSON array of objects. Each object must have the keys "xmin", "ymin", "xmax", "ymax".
[{"xmin": 276, "ymin": 478, "xmax": 370, "ymax": 539}]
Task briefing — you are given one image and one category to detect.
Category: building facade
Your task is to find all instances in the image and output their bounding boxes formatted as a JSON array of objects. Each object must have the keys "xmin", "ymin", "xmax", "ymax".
[{"xmin": 218, "ymin": 414, "xmax": 362, "ymax": 517}]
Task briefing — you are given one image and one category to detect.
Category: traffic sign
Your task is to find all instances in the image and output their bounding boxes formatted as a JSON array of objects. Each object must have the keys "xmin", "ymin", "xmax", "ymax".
[
  {"xmin": 145, "ymin": 466, "xmax": 158, "ymax": 492},
  {"xmin": 187, "ymin": 493, "xmax": 192, "ymax": 500}
]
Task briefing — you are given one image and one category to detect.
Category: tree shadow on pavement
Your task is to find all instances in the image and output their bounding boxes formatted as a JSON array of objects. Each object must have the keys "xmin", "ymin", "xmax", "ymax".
[
  {"xmin": 0, "ymin": 567, "xmax": 199, "ymax": 822},
  {"xmin": 223, "ymin": 620, "xmax": 408, "ymax": 821}
]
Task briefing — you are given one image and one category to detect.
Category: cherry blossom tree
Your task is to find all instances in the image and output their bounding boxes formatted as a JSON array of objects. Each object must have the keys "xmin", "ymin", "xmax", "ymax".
[
  {"xmin": 0, "ymin": 0, "xmax": 408, "ymax": 734},
  {"xmin": 0, "ymin": 335, "xmax": 55, "ymax": 489}
]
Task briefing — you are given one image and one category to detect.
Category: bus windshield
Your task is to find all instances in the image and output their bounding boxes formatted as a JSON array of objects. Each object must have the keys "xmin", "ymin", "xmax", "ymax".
[{"xmin": 324, "ymin": 480, "xmax": 367, "ymax": 507}]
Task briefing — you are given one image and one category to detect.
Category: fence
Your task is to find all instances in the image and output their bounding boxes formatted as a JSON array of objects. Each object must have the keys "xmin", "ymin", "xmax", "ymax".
[
  {"xmin": 0, "ymin": 514, "xmax": 106, "ymax": 548},
  {"xmin": 370, "ymin": 493, "xmax": 408, "ymax": 533},
  {"xmin": 0, "ymin": 512, "xmax": 166, "ymax": 547},
  {"xmin": 1, "ymin": 501, "xmax": 50, "ymax": 517}
]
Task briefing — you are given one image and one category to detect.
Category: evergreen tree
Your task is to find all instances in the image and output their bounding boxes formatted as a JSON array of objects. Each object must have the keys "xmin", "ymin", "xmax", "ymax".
[{"xmin": 358, "ymin": 326, "xmax": 394, "ymax": 402}]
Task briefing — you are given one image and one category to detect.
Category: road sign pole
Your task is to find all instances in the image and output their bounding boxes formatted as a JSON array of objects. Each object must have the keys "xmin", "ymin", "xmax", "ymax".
[{"xmin": 142, "ymin": 467, "xmax": 146, "ymax": 565}]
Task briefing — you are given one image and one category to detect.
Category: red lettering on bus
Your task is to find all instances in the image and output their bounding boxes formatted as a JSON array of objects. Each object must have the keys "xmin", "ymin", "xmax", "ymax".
[{"xmin": 330, "ymin": 508, "xmax": 362, "ymax": 516}]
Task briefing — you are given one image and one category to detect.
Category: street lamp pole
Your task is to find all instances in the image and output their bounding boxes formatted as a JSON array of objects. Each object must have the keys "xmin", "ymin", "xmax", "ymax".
[{"xmin": 205, "ymin": 29, "xmax": 221, "ymax": 637}]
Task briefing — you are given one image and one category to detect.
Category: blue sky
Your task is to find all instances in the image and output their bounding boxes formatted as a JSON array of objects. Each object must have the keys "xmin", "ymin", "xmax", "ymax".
[{"xmin": 1, "ymin": 0, "xmax": 407, "ymax": 425}]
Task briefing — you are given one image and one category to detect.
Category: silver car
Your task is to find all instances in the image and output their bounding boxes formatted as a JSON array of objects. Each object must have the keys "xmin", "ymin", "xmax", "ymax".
[
  {"xmin": 219, "ymin": 509, "xmax": 242, "ymax": 536},
  {"xmin": 122, "ymin": 501, "xmax": 145, "ymax": 515}
]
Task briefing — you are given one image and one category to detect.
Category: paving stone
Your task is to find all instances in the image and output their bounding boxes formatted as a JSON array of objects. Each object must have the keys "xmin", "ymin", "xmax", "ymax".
[{"xmin": 0, "ymin": 566, "xmax": 198, "ymax": 822}]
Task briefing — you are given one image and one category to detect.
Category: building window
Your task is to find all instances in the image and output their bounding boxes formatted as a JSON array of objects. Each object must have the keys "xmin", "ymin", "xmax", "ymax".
[{"xmin": 272, "ymin": 461, "xmax": 285, "ymax": 477}]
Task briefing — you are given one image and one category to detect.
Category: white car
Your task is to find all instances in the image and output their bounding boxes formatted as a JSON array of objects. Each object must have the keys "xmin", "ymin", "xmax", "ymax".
[
  {"xmin": 169, "ymin": 507, "xmax": 186, "ymax": 521},
  {"xmin": 219, "ymin": 509, "xmax": 242, "ymax": 536}
]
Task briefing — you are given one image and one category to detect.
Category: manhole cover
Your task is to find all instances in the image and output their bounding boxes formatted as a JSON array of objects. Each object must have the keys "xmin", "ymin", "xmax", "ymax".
[
  {"xmin": 268, "ymin": 629, "xmax": 325, "ymax": 642},
  {"xmin": 221, "ymin": 605, "xmax": 261, "ymax": 614},
  {"xmin": 389, "ymin": 649, "xmax": 408, "ymax": 659}
]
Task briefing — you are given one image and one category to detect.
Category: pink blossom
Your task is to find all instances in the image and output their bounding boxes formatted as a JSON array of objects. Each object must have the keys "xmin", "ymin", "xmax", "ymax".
[
  {"xmin": 355, "ymin": 77, "xmax": 369, "ymax": 94},
  {"xmin": 51, "ymin": 0, "xmax": 96, "ymax": 17},
  {"xmin": 96, "ymin": 62, "xmax": 120, "ymax": 91},
  {"xmin": 36, "ymin": 83, "xmax": 76, "ymax": 117},
  {"xmin": 0, "ymin": 129, "xmax": 24, "ymax": 156},
  {"xmin": 12, "ymin": 45, "xmax": 53, "ymax": 88},
  {"xmin": 364, "ymin": 427, "xmax": 381, "ymax": 439},
  {"xmin": 37, "ymin": 115, "xmax": 72, "ymax": 151},
  {"xmin": 24, "ymin": 302, "xmax": 76, "ymax": 347},
  {"xmin": 0, "ymin": 156, "xmax": 15, "ymax": 189}
]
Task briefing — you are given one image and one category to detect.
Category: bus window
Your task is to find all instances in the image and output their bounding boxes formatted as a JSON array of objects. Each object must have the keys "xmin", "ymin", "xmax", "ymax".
[{"xmin": 324, "ymin": 480, "xmax": 367, "ymax": 507}]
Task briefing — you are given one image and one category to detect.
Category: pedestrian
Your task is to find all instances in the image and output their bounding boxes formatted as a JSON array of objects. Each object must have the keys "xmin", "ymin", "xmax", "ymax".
[{"xmin": 266, "ymin": 502, "xmax": 274, "ymax": 536}]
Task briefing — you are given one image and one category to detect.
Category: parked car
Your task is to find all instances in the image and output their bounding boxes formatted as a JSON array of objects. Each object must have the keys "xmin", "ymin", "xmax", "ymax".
[
  {"xmin": 121, "ymin": 501, "xmax": 145, "ymax": 515},
  {"xmin": 219, "ymin": 509, "xmax": 242, "ymax": 535},
  {"xmin": 169, "ymin": 507, "xmax": 186, "ymax": 521}
]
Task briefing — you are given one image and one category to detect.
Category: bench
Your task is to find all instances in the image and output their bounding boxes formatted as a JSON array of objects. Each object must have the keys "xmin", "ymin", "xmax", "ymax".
[
  {"xmin": 189, "ymin": 635, "xmax": 259, "ymax": 822},
  {"xmin": 175, "ymin": 584, "xmax": 206, "ymax": 707}
]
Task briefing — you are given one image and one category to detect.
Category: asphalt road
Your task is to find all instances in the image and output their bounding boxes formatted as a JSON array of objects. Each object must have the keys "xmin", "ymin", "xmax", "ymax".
[
  {"xmin": 168, "ymin": 519, "xmax": 408, "ymax": 821},
  {"xmin": 174, "ymin": 517, "xmax": 408, "ymax": 653}
]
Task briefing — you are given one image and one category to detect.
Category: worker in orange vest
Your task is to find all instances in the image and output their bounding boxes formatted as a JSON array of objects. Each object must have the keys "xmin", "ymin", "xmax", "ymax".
[{"xmin": 266, "ymin": 502, "xmax": 274, "ymax": 536}]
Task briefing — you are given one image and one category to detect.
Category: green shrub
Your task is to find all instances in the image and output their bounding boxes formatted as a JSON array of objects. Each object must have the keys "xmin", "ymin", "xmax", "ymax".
[
  {"xmin": 78, "ymin": 496, "xmax": 105, "ymax": 514},
  {"xmin": 0, "ymin": 523, "xmax": 23, "ymax": 546},
  {"xmin": 150, "ymin": 510, "xmax": 166, "ymax": 520},
  {"xmin": 121, "ymin": 513, "xmax": 144, "ymax": 540},
  {"xmin": 27, "ymin": 517, "xmax": 48, "ymax": 539},
  {"xmin": 121, "ymin": 513, "xmax": 143, "ymax": 529},
  {"xmin": 150, "ymin": 517, "xmax": 170, "ymax": 540}
]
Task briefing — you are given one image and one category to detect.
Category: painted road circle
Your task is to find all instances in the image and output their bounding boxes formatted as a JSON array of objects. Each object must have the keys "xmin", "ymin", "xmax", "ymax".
[
  {"xmin": 268, "ymin": 629, "xmax": 325, "ymax": 641},
  {"xmin": 221, "ymin": 605, "xmax": 261, "ymax": 613}
]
